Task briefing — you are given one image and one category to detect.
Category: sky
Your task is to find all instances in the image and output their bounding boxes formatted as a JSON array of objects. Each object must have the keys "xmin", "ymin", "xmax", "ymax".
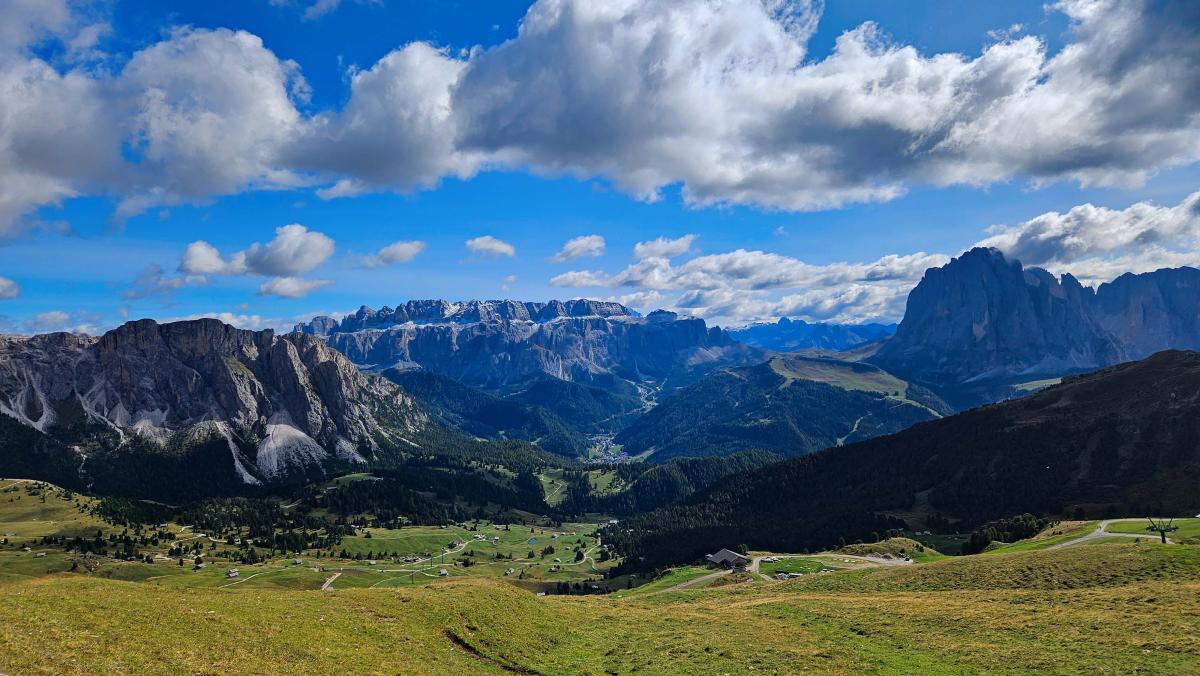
[{"xmin": 0, "ymin": 0, "xmax": 1198, "ymax": 334}]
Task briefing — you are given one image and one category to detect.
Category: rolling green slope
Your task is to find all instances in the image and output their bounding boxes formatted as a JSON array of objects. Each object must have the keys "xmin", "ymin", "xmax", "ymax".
[
  {"xmin": 615, "ymin": 355, "xmax": 948, "ymax": 461},
  {"xmin": 605, "ymin": 351, "xmax": 1200, "ymax": 571},
  {"xmin": 383, "ymin": 369, "xmax": 589, "ymax": 456},
  {"xmin": 0, "ymin": 544, "xmax": 1197, "ymax": 674}
]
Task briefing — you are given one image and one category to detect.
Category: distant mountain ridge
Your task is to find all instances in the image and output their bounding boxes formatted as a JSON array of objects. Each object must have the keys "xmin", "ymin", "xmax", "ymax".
[
  {"xmin": 614, "ymin": 354, "xmax": 949, "ymax": 461},
  {"xmin": 296, "ymin": 299, "xmax": 635, "ymax": 336},
  {"xmin": 871, "ymin": 248, "xmax": 1200, "ymax": 407},
  {"xmin": 0, "ymin": 319, "xmax": 425, "ymax": 491},
  {"xmin": 727, "ymin": 318, "xmax": 896, "ymax": 351},
  {"xmin": 294, "ymin": 299, "xmax": 766, "ymax": 434}
]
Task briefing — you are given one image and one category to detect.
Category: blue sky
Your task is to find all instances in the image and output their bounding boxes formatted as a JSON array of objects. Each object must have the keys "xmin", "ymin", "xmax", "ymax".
[{"xmin": 0, "ymin": 0, "xmax": 1198, "ymax": 333}]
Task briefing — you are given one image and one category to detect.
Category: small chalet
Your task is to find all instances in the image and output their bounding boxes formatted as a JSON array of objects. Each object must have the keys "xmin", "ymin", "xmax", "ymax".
[{"xmin": 706, "ymin": 548, "xmax": 750, "ymax": 572}]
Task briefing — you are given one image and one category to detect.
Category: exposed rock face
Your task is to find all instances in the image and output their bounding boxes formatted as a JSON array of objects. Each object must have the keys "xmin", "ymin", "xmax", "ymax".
[
  {"xmin": 871, "ymin": 248, "xmax": 1200, "ymax": 406},
  {"xmin": 0, "ymin": 319, "xmax": 423, "ymax": 485},
  {"xmin": 294, "ymin": 299, "xmax": 762, "ymax": 391},
  {"xmin": 297, "ymin": 299, "xmax": 633, "ymax": 337}
]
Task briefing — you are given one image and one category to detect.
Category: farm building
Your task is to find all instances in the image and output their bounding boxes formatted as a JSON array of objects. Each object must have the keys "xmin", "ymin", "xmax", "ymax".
[{"xmin": 705, "ymin": 549, "xmax": 750, "ymax": 572}]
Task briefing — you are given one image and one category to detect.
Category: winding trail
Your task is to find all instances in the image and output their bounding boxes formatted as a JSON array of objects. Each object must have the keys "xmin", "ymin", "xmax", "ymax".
[
  {"xmin": 1048, "ymin": 519, "xmax": 1172, "ymax": 549},
  {"xmin": 667, "ymin": 569, "xmax": 730, "ymax": 591},
  {"xmin": 219, "ymin": 569, "xmax": 281, "ymax": 589}
]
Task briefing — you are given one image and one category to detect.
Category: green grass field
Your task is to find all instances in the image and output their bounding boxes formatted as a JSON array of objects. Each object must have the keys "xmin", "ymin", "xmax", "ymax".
[
  {"xmin": 0, "ymin": 481, "xmax": 616, "ymax": 594},
  {"xmin": 613, "ymin": 565, "xmax": 714, "ymax": 597},
  {"xmin": 0, "ymin": 480, "xmax": 109, "ymax": 541},
  {"xmin": 1106, "ymin": 518, "xmax": 1200, "ymax": 543},
  {"xmin": 770, "ymin": 356, "xmax": 910, "ymax": 397},
  {"xmin": 982, "ymin": 521, "xmax": 1098, "ymax": 554},
  {"xmin": 836, "ymin": 537, "xmax": 946, "ymax": 563},
  {"xmin": 1, "ymin": 543, "xmax": 1197, "ymax": 673},
  {"xmin": 760, "ymin": 557, "xmax": 836, "ymax": 576}
]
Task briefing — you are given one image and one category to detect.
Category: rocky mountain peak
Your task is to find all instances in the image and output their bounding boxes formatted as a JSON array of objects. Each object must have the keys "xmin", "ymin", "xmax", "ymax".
[
  {"xmin": 0, "ymin": 318, "xmax": 423, "ymax": 486},
  {"xmin": 872, "ymin": 248, "xmax": 1200, "ymax": 407},
  {"xmin": 295, "ymin": 299, "xmax": 636, "ymax": 336}
]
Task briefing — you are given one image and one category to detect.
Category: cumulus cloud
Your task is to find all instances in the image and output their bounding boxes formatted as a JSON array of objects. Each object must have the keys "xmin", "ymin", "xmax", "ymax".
[
  {"xmin": 0, "ymin": 276, "xmax": 19, "ymax": 299},
  {"xmin": 127, "ymin": 224, "xmax": 336, "ymax": 300},
  {"xmin": 163, "ymin": 311, "xmax": 289, "ymax": 332},
  {"xmin": 977, "ymin": 190, "xmax": 1200, "ymax": 284},
  {"xmin": 551, "ymin": 234, "xmax": 605, "ymax": 262},
  {"xmin": 465, "ymin": 235, "xmax": 516, "ymax": 258},
  {"xmin": 257, "ymin": 277, "xmax": 333, "ymax": 298},
  {"xmin": 361, "ymin": 240, "xmax": 427, "ymax": 268},
  {"xmin": 240, "ymin": 224, "xmax": 334, "ymax": 276},
  {"xmin": 552, "ymin": 244, "xmax": 946, "ymax": 323},
  {"xmin": 181, "ymin": 224, "xmax": 333, "ymax": 278},
  {"xmin": 633, "ymin": 235, "xmax": 697, "ymax": 261},
  {"xmin": 1, "ymin": 0, "xmax": 1198, "ymax": 234},
  {"xmin": 293, "ymin": 41, "xmax": 478, "ymax": 194},
  {"xmin": 123, "ymin": 264, "xmax": 189, "ymax": 300},
  {"xmin": 23, "ymin": 309, "xmax": 103, "ymax": 335},
  {"xmin": 556, "ymin": 190, "xmax": 1200, "ymax": 324}
]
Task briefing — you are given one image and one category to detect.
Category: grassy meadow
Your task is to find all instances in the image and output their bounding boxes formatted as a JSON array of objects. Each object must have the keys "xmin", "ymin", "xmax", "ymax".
[{"xmin": 1, "ymin": 543, "xmax": 1198, "ymax": 673}]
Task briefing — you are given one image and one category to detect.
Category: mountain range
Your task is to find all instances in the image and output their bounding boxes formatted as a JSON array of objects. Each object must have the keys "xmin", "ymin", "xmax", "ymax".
[
  {"xmin": 295, "ymin": 300, "xmax": 766, "ymax": 432},
  {"xmin": 613, "ymin": 355, "xmax": 949, "ymax": 461},
  {"xmin": 0, "ymin": 319, "xmax": 426, "ymax": 494},
  {"xmin": 871, "ymin": 248, "xmax": 1200, "ymax": 407},
  {"xmin": 726, "ymin": 318, "xmax": 895, "ymax": 351},
  {"xmin": 6, "ymin": 252, "xmax": 1200, "ymax": 501}
]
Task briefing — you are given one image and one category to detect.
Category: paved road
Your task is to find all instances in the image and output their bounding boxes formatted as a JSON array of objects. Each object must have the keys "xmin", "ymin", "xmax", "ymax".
[{"xmin": 1048, "ymin": 519, "xmax": 1172, "ymax": 549}]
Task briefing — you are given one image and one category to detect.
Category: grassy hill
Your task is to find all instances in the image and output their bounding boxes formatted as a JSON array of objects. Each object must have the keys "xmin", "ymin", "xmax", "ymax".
[
  {"xmin": 614, "ymin": 355, "xmax": 948, "ymax": 461},
  {"xmin": 605, "ymin": 351, "xmax": 1200, "ymax": 571},
  {"xmin": 1, "ymin": 543, "xmax": 1197, "ymax": 673},
  {"xmin": 382, "ymin": 369, "xmax": 590, "ymax": 457}
]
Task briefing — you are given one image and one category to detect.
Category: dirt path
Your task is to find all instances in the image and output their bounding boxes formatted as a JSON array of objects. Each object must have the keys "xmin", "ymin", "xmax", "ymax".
[
  {"xmin": 219, "ymin": 569, "xmax": 280, "ymax": 589},
  {"xmin": 666, "ymin": 569, "xmax": 729, "ymax": 591},
  {"xmin": 321, "ymin": 572, "xmax": 341, "ymax": 591},
  {"xmin": 1048, "ymin": 519, "xmax": 1171, "ymax": 549}
]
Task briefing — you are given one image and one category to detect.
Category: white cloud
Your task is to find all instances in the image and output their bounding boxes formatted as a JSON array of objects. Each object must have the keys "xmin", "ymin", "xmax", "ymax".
[
  {"xmin": 0, "ymin": 276, "xmax": 19, "ymax": 299},
  {"xmin": 298, "ymin": 0, "xmax": 382, "ymax": 21},
  {"xmin": 551, "ymin": 245, "xmax": 946, "ymax": 324},
  {"xmin": 180, "ymin": 224, "xmax": 333, "ymax": 277},
  {"xmin": 294, "ymin": 42, "xmax": 478, "ymax": 194},
  {"xmin": 551, "ymin": 234, "xmax": 605, "ymax": 262},
  {"xmin": 465, "ymin": 235, "xmax": 516, "ymax": 258},
  {"xmin": 23, "ymin": 309, "xmax": 102, "ymax": 335},
  {"xmin": 633, "ymin": 235, "xmax": 697, "ymax": 261},
  {"xmin": 131, "ymin": 224, "xmax": 335, "ymax": 300},
  {"xmin": 257, "ymin": 277, "xmax": 333, "ymax": 298},
  {"xmin": 977, "ymin": 190, "xmax": 1200, "ymax": 284},
  {"xmin": 123, "ymin": 264, "xmax": 189, "ymax": 300},
  {"xmin": 241, "ymin": 224, "xmax": 334, "ymax": 276},
  {"xmin": 114, "ymin": 27, "xmax": 311, "ymax": 219},
  {"xmin": 165, "ymin": 311, "xmax": 290, "ymax": 332},
  {"xmin": 1, "ymin": 0, "xmax": 1198, "ymax": 235},
  {"xmin": 361, "ymin": 240, "xmax": 426, "ymax": 268},
  {"xmin": 180, "ymin": 241, "xmax": 236, "ymax": 275},
  {"xmin": 560, "ymin": 189, "xmax": 1200, "ymax": 325},
  {"xmin": 549, "ymin": 270, "xmax": 609, "ymax": 288}
]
